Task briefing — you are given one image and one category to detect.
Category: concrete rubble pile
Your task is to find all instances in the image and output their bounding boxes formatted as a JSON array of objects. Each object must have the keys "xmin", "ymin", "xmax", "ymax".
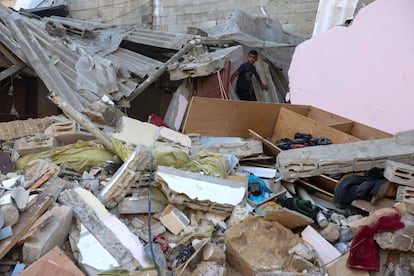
[{"xmin": 1, "ymin": 102, "xmax": 414, "ymax": 276}]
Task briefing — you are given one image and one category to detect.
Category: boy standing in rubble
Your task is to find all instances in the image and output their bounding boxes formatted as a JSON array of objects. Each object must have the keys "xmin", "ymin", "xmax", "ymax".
[{"xmin": 230, "ymin": 50, "xmax": 268, "ymax": 101}]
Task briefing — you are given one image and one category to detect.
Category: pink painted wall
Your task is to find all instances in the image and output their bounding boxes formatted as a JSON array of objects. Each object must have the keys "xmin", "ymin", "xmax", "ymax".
[{"xmin": 288, "ymin": 0, "xmax": 414, "ymax": 135}]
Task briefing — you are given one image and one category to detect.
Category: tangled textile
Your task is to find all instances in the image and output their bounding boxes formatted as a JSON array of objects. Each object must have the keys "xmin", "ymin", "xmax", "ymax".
[
  {"xmin": 276, "ymin": 196, "xmax": 320, "ymax": 220},
  {"xmin": 347, "ymin": 206, "xmax": 404, "ymax": 271}
]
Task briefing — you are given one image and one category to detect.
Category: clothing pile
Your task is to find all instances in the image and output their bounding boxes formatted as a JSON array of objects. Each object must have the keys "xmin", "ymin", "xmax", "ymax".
[{"xmin": 274, "ymin": 133, "xmax": 331, "ymax": 150}]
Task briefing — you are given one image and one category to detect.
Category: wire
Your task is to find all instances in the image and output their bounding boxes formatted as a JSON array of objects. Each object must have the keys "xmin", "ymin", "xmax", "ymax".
[{"xmin": 147, "ymin": 151, "xmax": 161, "ymax": 275}]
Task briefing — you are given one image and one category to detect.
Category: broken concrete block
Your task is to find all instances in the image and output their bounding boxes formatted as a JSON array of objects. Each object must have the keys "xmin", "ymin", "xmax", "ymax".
[
  {"xmin": 22, "ymin": 205, "xmax": 72, "ymax": 264},
  {"xmin": 59, "ymin": 187, "xmax": 151, "ymax": 271},
  {"xmin": 159, "ymin": 204, "xmax": 190, "ymax": 235},
  {"xmin": 0, "ymin": 117, "xmax": 53, "ymax": 141},
  {"xmin": 384, "ymin": 160, "xmax": 414, "ymax": 187},
  {"xmin": 188, "ymin": 261, "xmax": 226, "ymax": 276},
  {"xmin": 225, "ymin": 216, "xmax": 304, "ymax": 275},
  {"xmin": 375, "ymin": 213, "xmax": 414, "ymax": 251},
  {"xmin": 277, "ymin": 135, "xmax": 414, "ymax": 180},
  {"xmin": 44, "ymin": 120, "xmax": 76, "ymax": 136},
  {"xmin": 13, "ymin": 134, "xmax": 58, "ymax": 156},
  {"xmin": 156, "ymin": 126, "xmax": 191, "ymax": 149},
  {"xmin": 396, "ymin": 185, "xmax": 414, "ymax": 204},
  {"xmin": 11, "ymin": 186, "xmax": 29, "ymax": 210},
  {"xmin": 112, "ymin": 116, "xmax": 159, "ymax": 148},
  {"xmin": 226, "ymin": 205, "xmax": 249, "ymax": 228},
  {"xmin": 0, "ymin": 204, "xmax": 19, "ymax": 227},
  {"xmin": 99, "ymin": 145, "xmax": 151, "ymax": 208},
  {"xmin": 118, "ymin": 196, "xmax": 166, "ymax": 215},
  {"xmin": 155, "ymin": 166, "xmax": 247, "ymax": 216},
  {"xmin": 0, "ymin": 225, "xmax": 12, "ymax": 240}
]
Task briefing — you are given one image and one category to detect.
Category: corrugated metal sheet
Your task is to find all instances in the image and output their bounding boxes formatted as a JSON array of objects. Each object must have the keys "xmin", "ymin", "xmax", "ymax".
[
  {"xmin": 125, "ymin": 28, "xmax": 197, "ymax": 50},
  {"xmin": 0, "ymin": 5, "xmax": 195, "ymax": 116},
  {"xmin": 312, "ymin": 0, "xmax": 359, "ymax": 37}
]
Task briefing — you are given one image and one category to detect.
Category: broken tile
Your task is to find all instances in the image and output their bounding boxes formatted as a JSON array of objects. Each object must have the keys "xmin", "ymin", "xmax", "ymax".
[
  {"xmin": 11, "ymin": 186, "xmax": 30, "ymax": 210},
  {"xmin": 159, "ymin": 204, "xmax": 190, "ymax": 235}
]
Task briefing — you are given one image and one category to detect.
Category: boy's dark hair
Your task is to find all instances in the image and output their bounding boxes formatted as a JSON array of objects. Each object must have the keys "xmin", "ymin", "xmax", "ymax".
[{"xmin": 248, "ymin": 50, "xmax": 258, "ymax": 56}]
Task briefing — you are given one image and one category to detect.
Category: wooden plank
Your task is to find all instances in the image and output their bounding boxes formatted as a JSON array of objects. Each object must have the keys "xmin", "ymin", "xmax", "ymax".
[
  {"xmin": 264, "ymin": 207, "xmax": 313, "ymax": 229},
  {"xmin": 350, "ymin": 122, "xmax": 392, "ymax": 140},
  {"xmin": 20, "ymin": 246, "xmax": 85, "ymax": 276},
  {"xmin": 309, "ymin": 175, "xmax": 338, "ymax": 194},
  {"xmin": 296, "ymin": 179, "xmax": 334, "ymax": 198},
  {"xmin": 351, "ymin": 198, "xmax": 396, "ymax": 213},
  {"xmin": 301, "ymin": 225, "xmax": 341, "ymax": 266},
  {"xmin": 0, "ymin": 193, "xmax": 53, "ymax": 259},
  {"xmin": 329, "ymin": 122, "xmax": 354, "ymax": 134},
  {"xmin": 271, "ymin": 108, "xmax": 361, "ymax": 144},
  {"xmin": 307, "ymin": 106, "xmax": 350, "ymax": 126},
  {"xmin": 248, "ymin": 129, "xmax": 281, "ymax": 156},
  {"xmin": 182, "ymin": 97, "xmax": 308, "ymax": 138}
]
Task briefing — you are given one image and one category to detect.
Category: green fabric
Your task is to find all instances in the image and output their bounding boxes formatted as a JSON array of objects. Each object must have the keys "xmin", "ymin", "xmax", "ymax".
[
  {"xmin": 276, "ymin": 196, "xmax": 320, "ymax": 220},
  {"xmin": 152, "ymin": 146, "xmax": 227, "ymax": 177},
  {"xmin": 15, "ymin": 140, "xmax": 114, "ymax": 173}
]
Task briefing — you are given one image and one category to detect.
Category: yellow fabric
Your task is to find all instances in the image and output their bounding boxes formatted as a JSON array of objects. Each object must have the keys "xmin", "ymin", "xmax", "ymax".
[
  {"xmin": 112, "ymin": 138, "xmax": 130, "ymax": 162},
  {"xmin": 152, "ymin": 146, "xmax": 227, "ymax": 177},
  {"xmin": 15, "ymin": 140, "xmax": 114, "ymax": 173}
]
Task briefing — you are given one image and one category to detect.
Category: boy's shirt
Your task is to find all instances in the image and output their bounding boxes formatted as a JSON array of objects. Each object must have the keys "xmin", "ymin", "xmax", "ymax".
[{"xmin": 236, "ymin": 62, "xmax": 257, "ymax": 89}]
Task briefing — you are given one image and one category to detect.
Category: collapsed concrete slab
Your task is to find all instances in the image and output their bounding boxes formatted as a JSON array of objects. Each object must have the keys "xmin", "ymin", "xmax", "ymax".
[
  {"xmin": 13, "ymin": 134, "xmax": 59, "ymax": 157},
  {"xmin": 0, "ymin": 117, "xmax": 54, "ymax": 141},
  {"xmin": 276, "ymin": 134, "xmax": 414, "ymax": 180},
  {"xmin": 59, "ymin": 187, "xmax": 151, "ymax": 272},
  {"xmin": 99, "ymin": 145, "xmax": 151, "ymax": 208},
  {"xmin": 154, "ymin": 166, "xmax": 246, "ymax": 217}
]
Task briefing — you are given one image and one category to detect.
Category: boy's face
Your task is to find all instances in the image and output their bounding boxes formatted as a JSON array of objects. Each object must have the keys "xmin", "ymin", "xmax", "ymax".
[{"xmin": 247, "ymin": 54, "xmax": 257, "ymax": 65}]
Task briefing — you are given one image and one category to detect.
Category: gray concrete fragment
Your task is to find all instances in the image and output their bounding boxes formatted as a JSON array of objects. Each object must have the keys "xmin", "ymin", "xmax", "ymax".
[
  {"xmin": 375, "ymin": 213, "xmax": 414, "ymax": 251},
  {"xmin": 118, "ymin": 196, "xmax": 166, "ymax": 214},
  {"xmin": 384, "ymin": 160, "xmax": 414, "ymax": 187},
  {"xmin": 1, "ymin": 204, "xmax": 19, "ymax": 226},
  {"xmin": 11, "ymin": 186, "xmax": 29, "ymax": 210},
  {"xmin": 22, "ymin": 205, "xmax": 72, "ymax": 264},
  {"xmin": 277, "ymin": 134, "xmax": 414, "ymax": 180}
]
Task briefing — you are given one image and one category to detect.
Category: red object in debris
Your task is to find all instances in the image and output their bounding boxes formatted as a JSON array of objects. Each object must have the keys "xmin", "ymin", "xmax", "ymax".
[
  {"xmin": 153, "ymin": 234, "xmax": 173, "ymax": 257},
  {"xmin": 148, "ymin": 113, "xmax": 170, "ymax": 128}
]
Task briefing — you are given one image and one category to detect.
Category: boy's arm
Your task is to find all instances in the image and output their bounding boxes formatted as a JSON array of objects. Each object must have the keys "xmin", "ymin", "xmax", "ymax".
[{"xmin": 254, "ymin": 72, "xmax": 268, "ymax": 90}]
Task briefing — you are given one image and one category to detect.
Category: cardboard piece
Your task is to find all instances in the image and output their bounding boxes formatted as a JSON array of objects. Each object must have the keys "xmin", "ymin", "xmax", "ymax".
[{"xmin": 264, "ymin": 207, "xmax": 314, "ymax": 229}]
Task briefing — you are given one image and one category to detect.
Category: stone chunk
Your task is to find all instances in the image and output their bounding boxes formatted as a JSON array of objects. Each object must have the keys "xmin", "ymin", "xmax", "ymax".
[
  {"xmin": 375, "ymin": 213, "xmax": 414, "ymax": 251},
  {"xmin": 0, "ymin": 204, "xmax": 19, "ymax": 227},
  {"xmin": 22, "ymin": 205, "xmax": 72, "ymax": 264},
  {"xmin": 225, "ymin": 216, "xmax": 304, "ymax": 275}
]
